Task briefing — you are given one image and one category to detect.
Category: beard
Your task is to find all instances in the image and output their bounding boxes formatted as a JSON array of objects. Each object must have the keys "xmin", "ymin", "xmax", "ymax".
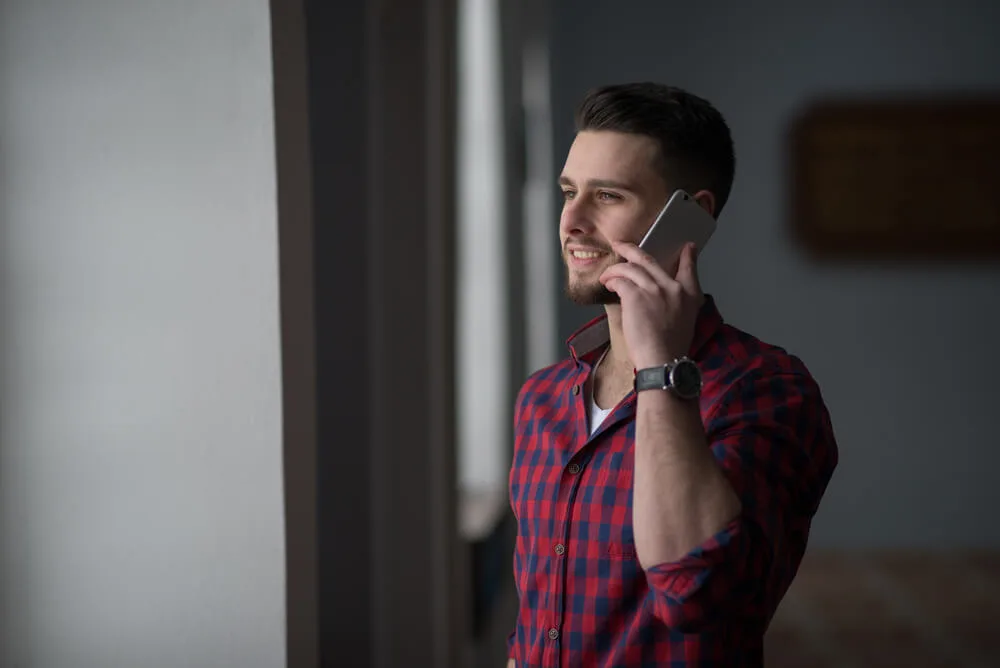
[
  {"xmin": 565, "ymin": 274, "xmax": 620, "ymax": 305},
  {"xmin": 563, "ymin": 250, "xmax": 623, "ymax": 305}
]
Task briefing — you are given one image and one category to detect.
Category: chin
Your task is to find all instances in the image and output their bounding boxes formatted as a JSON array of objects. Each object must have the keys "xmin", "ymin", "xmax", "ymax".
[
  {"xmin": 564, "ymin": 278, "xmax": 620, "ymax": 306},
  {"xmin": 562, "ymin": 253, "xmax": 622, "ymax": 305}
]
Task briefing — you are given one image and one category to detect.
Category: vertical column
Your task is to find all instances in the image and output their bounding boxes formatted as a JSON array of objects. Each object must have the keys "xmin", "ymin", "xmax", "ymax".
[
  {"xmin": 272, "ymin": 0, "xmax": 464, "ymax": 665},
  {"xmin": 270, "ymin": 0, "xmax": 319, "ymax": 665},
  {"xmin": 366, "ymin": 0, "xmax": 465, "ymax": 667}
]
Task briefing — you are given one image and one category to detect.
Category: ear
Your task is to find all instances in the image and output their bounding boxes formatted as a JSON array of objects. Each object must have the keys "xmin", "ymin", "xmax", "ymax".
[{"xmin": 690, "ymin": 189, "xmax": 717, "ymax": 218}]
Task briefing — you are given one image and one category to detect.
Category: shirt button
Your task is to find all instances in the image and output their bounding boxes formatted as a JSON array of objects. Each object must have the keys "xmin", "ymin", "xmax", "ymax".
[
  {"xmin": 572, "ymin": 384, "xmax": 580, "ymax": 396},
  {"xmin": 554, "ymin": 543, "xmax": 565, "ymax": 556},
  {"xmin": 548, "ymin": 628, "xmax": 560, "ymax": 641},
  {"xmin": 567, "ymin": 463, "xmax": 581, "ymax": 475}
]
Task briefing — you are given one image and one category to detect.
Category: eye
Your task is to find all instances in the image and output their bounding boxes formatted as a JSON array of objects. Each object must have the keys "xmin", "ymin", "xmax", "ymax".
[
  {"xmin": 561, "ymin": 189, "xmax": 576, "ymax": 201},
  {"xmin": 597, "ymin": 191, "xmax": 622, "ymax": 202}
]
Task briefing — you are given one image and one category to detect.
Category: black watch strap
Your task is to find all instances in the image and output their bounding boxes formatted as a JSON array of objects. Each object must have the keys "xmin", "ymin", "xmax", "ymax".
[
  {"xmin": 634, "ymin": 357, "xmax": 702, "ymax": 399},
  {"xmin": 634, "ymin": 365, "xmax": 670, "ymax": 392}
]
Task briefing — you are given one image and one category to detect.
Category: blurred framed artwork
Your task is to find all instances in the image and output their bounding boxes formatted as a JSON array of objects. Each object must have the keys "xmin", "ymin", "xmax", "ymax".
[{"xmin": 788, "ymin": 97, "xmax": 1000, "ymax": 260}]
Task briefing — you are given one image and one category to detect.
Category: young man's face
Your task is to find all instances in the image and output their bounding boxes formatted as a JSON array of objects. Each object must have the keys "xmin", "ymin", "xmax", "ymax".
[{"xmin": 558, "ymin": 130, "xmax": 670, "ymax": 305}]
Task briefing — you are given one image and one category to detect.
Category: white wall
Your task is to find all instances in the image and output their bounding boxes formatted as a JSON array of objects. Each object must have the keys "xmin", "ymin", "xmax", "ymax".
[
  {"xmin": 0, "ymin": 1, "xmax": 286, "ymax": 666},
  {"xmin": 549, "ymin": 0, "xmax": 1000, "ymax": 548}
]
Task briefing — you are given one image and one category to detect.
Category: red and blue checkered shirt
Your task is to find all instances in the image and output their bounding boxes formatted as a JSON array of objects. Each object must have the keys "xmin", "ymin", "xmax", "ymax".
[{"xmin": 507, "ymin": 295, "xmax": 838, "ymax": 667}]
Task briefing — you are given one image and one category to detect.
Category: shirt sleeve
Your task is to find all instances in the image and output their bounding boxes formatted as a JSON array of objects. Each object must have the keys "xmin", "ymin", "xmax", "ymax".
[{"xmin": 643, "ymin": 364, "xmax": 839, "ymax": 633}]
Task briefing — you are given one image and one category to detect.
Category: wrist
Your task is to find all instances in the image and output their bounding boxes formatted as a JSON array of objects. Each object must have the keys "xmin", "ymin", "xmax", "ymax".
[
  {"xmin": 633, "ymin": 351, "xmax": 682, "ymax": 370},
  {"xmin": 634, "ymin": 356, "xmax": 703, "ymax": 400}
]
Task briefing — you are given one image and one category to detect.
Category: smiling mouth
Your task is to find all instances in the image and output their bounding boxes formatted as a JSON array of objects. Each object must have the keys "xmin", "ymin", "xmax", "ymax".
[{"xmin": 570, "ymin": 249, "xmax": 607, "ymax": 259}]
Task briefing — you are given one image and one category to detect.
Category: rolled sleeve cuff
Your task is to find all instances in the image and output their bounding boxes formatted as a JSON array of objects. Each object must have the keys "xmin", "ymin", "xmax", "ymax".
[{"xmin": 644, "ymin": 517, "xmax": 755, "ymax": 631}]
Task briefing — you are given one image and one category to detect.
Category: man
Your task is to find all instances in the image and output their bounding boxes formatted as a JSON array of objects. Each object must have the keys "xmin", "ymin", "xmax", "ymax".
[{"xmin": 505, "ymin": 83, "xmax": 838, "ymax": 667}]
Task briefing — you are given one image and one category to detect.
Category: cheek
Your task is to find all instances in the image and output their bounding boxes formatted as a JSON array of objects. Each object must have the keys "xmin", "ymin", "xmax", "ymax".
[
  {"xmin": 561, "ymin": 200, "xmax": 650, "ymax": 246},
  {"xmin": 601, "ymin": 213, "xmax": 646, "ymax": 246},
  {"xmin": 624, "ymin": 209, "xmax": 657, "ymax": 244}
]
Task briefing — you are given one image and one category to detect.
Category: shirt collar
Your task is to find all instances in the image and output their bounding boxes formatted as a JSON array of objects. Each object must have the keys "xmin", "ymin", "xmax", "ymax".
[{"xmin": 566, "ymin": 293, "xmax": 724, "ymax": 366}]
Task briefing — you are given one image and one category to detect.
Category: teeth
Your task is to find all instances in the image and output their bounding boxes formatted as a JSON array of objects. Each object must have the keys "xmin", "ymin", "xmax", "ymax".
[{"xmin": 572, "ymin": 250, "xmax": 603, "ymax": 259}]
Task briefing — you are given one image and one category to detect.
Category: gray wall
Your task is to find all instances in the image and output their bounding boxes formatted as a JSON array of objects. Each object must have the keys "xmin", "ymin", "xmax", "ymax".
[
  {"xmin": 549, "ymin": 0, "xmax": 1000, "ymax": 548},
  {"xmin": 0, "ymin": 1, "xmax": 286, "ymax": 666}
]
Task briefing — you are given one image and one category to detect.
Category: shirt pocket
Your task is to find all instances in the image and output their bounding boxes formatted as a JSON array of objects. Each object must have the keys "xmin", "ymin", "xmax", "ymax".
[{"xmin": 606, "ymin": 541, "xmax": 636, "ymax": 560}]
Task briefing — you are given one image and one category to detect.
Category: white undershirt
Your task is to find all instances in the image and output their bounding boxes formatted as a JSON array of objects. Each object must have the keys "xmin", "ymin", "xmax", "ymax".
[{"xmin": 587, "ymin": 347, "xmax": 614, "ymax": 436}]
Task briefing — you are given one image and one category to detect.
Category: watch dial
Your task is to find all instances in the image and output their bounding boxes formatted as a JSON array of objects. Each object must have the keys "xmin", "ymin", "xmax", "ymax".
[{"xmin": 672, "ymin": 361, "xmax": 702, "ymax": 397}]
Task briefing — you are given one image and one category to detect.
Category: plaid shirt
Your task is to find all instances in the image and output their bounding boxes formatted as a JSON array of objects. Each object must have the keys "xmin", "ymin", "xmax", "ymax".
[{"xmin": 507, "ymin": 295, "xmax": 838, "ymax": 667}]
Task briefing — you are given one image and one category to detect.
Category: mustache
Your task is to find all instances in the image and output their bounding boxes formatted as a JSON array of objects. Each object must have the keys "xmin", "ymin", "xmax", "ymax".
[{"xmin": 563, "ymin": 238, "xmax": 614, "ymax": 254}]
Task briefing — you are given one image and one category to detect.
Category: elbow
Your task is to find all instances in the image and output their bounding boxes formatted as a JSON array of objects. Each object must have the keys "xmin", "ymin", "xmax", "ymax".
[
  {"xmin": 657, "ymin": 599, "xmax": 723, "ymax": 634},
  {"xmin": 647, "ymin": 568, "xmax": 723, "ymax": 634},
  {"xmin": 666, "ymin": 612, "xmax": 711, "ymax": 635},
  {"xmin": 653, "ymin": 577, "xmax": 758, "ymax": 634},
  {"xmin": 645, "ymin": 523, "xmax": 764, "ymax": 634}
]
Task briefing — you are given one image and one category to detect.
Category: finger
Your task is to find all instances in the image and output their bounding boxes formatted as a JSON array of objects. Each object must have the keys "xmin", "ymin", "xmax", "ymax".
[
  {"xmin": 675, "ymin": 243, "xmax": 702, "ymax": 294},
  {"xmin": 600, "ymin": 262, "xmax": 660, "ymax": 293},
  {"xmin": 610, "ymin": 241, "xmax": 673, "ymax": 285},
  {"xmin": 603, "ymin": 276, "xmax": 640, "ymax": 300}
]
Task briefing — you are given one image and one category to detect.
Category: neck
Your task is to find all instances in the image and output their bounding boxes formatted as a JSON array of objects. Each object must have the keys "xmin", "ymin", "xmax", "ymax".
[{"xmin": 603, "ymin": 304, "xmax": 632, "ymax": 374}]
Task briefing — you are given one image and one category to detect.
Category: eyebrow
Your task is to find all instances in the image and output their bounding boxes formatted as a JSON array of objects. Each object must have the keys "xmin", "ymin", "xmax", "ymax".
[{"xmin": 558, "ymin": 176, "xmax": 637, "ymax": 193}]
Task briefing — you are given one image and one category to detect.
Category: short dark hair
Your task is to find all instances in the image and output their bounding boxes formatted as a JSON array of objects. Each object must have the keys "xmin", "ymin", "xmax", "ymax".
[{"xmin": 575, "ymin": 82, "xmax": 736, "ymax": 217}]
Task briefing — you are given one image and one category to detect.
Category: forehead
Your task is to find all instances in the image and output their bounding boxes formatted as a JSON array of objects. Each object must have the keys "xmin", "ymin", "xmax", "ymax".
[{"xmin": 561, "ymin": 130, "xmax": 661, "ymax": 184}]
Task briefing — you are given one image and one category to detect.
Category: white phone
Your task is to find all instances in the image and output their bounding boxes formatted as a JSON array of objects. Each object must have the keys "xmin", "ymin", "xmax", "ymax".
[{"xmin": 637, "ymin": 189, "xmax": 717, "ymax": 271}]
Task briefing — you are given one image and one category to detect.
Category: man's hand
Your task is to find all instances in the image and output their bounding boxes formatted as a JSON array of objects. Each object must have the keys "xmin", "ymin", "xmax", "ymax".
[
  {"xmin": 506, "ymin": 660, "xmax": 515, "ymax": 668},
  {"xmin": 599, "ymin": 241, "xmax": 702, "ymax": 369}
]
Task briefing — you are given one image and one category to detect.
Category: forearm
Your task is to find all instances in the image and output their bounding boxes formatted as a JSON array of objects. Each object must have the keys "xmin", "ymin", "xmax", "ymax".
[{"xmin": 633, "ymin": 390, "xmax": 741, "ymax": 568}]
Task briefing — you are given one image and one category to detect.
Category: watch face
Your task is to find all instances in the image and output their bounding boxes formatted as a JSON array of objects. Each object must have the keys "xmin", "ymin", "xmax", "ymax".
[{"xmin": 670, "ymin": 360, "xmax": 702, "ymax": 399}]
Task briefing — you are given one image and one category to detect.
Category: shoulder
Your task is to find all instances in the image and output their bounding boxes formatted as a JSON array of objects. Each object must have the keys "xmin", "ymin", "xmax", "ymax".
[
  {"xmin": 700, "ymin": 321, "xmax": 833, "ymax": 440},
  {"xmin": 703, "ymin": 321, "xmax": 821, "ymax": 397}
]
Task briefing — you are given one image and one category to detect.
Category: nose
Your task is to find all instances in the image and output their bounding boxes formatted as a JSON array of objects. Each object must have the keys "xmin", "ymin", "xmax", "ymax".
[{"xmin": 559, "ymin": 197, "xmax": 595, "ymax": 239}]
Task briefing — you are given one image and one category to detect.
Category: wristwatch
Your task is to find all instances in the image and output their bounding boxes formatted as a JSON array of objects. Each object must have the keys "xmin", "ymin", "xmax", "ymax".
[{"xmin": 634, "ymin": 357, "xmax": 703, "ymax": 400}]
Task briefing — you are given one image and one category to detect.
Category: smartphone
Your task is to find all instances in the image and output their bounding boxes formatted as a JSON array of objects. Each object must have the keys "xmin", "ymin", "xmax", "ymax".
[{"xmin": 637, "ymin": 189, "xmax": 717, "ymax": 271}]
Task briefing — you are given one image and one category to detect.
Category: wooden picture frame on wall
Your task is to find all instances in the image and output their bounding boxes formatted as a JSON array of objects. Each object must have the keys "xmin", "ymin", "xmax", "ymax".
[{"xmin": 788, "ymin": 97, "xmax": 1000, "ymax": 261}]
